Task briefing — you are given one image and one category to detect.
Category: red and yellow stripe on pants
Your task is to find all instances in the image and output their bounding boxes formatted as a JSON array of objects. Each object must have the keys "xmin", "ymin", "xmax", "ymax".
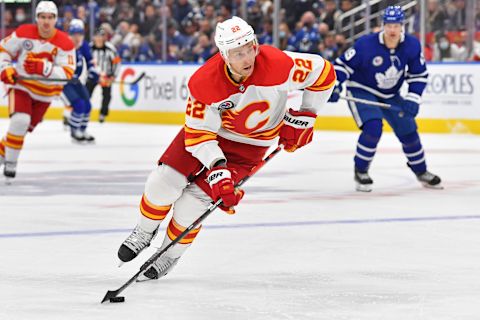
[
  {"xmin": 0, "ymin": 139, "xmax": 5, "ymax": 157},
  {"xmin": 139, "ymin": 194, "xmax": 171, "ymax": 221},
  {"xmin": 167, "ymin": 218, "xmax": 202, "ymax": 245},
  {"xmin": 3, "ymin": 133, "xmax": 25, "ymax": 150}
]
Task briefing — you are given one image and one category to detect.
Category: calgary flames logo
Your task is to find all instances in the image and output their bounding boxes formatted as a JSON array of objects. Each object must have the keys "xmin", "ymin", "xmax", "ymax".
[{"xmin": 222, "ymin": 101, "xmax": 270, "ymax": 135}]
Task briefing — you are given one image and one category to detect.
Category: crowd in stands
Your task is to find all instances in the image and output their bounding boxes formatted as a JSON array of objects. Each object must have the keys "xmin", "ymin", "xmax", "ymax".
[{"xmin": 2, "ymin": 0, "xmax": 480, "ymax": 63}]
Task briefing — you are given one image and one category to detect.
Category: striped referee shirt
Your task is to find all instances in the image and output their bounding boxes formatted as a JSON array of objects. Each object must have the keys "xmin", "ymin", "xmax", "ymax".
[{"xmin": 89, "ymin": 41, "xmax": 121, "ymax": 77}]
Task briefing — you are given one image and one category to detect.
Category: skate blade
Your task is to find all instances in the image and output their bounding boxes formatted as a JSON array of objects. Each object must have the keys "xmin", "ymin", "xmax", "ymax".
[
  {"xmin": 136, "ymin": 275, "xmax": 156, "ymax": 282},
  {"xmin": 421, "ymin": 182, "xmax": 444, "ymax": 190},
  {"xmin": 118, "ymin": 260, "xmax": 125, "ymax": 268},
  {"xmin": 5, "ymin": 177, "xmax": 14, "ymax": 185},
  {"xmin": 356, "ymin": 183, "xmax": 372, "ymax": 192}
]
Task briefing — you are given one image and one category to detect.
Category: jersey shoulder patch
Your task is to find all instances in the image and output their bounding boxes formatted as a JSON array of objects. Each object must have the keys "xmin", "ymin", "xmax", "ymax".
[{"xmin": 49, "ymin": 30, "xmax": 75, "ymax": 51}]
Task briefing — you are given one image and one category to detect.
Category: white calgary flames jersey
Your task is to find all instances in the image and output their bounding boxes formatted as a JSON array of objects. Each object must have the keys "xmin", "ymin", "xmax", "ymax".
[
  {"xmin": 184, "ymin": 45, "xmax": 336, "ymax": 168},
  {"xmin": 0, "ymin": 24, "xmax": 76, "ymax": 102}
]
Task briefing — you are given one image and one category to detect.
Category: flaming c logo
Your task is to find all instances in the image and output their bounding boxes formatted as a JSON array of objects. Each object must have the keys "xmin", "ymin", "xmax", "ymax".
[{"xmin": 120, "ymin": 68, "xmax": 139, "ymax": 107}]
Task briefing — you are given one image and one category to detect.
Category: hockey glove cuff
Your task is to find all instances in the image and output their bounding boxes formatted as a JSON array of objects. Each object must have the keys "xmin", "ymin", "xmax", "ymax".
[
  {"xmin": 279, "ymin": 108, "xmax": 317, "ymax": 152},
  {"xmin": 207, "ymin": 166, "xmax": 244, "ymax": 214},
  {"xmin": 24, "ymin": 56, "xmax": 53, "ymax": 77}
]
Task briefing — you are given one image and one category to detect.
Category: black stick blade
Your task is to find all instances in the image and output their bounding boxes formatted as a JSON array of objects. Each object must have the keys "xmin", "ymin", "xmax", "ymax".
[{"xmin": 101, "ymin": 290, "xmax": 119, "ymax": 303}]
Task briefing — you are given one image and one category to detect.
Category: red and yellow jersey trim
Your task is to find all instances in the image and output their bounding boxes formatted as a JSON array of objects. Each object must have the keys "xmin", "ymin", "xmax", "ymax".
[
  {"xmin": 17, "ymin": 79, "xmax": 63, "ymax": 97},
  {"xmin": 167, "ymin": 218, "xmax": 201, "ymax": 244},
  {"xmin": 62, "ymin": 66, "xmax": 75, "ymax": 79},
  {"xmin": 0, "ymin": 45, "xmax": 14, "ymax": 58},
  {"xmin": 184, "ymin": 125, "xmax": 217, "ymax": 147},
  {"xmin": 306, "ymin": 60, "xmax": 336, "ymax": 92}
]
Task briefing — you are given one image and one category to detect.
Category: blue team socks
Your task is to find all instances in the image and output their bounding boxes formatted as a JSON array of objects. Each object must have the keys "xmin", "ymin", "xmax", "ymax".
[
  {"xmin": 398, "ymin": 131, "xmax": 427, "ymax": 174},
  {"xmin": 69, "ymin": 111, "xmax": 83, "ymax": 132},
  {"xmin": 354, "ymin": 119, "xmax": 382, "ymax": 172}
]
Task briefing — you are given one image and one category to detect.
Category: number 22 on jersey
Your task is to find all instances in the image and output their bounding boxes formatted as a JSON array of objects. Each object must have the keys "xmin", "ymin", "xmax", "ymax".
[{"xmin": 292, "ymin": 58, "xmax": 313, "ymax": 83}]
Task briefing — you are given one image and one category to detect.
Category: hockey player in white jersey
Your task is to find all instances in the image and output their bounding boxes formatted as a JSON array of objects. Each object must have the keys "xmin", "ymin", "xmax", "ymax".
[
  {"xmin": 116, "ymin": 16, "xmax": 336, "ymax": 281},
  {"xmin": 329, "ymin": 6, "xmax": 442, "ymax": 192},
  {"xmin": 0, "ymin": 1, "xmax": 76, "ymax": 181}
]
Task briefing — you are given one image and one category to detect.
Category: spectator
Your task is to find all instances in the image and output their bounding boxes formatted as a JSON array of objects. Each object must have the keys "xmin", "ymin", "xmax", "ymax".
[
  {"xmin": 278, "ymin": 22, "xmax": 293, "ymax": 50},
  {"xmin": 110, "ymin": 20, "xmax": 130, "ymax": 48},
  {"xmin": 427, "ymin": 0, "xmax": 449, "ymax": 32},
  {"xmin": 99, "ymin": 0, "xmax": 119, "ymax": 26},
  {"xmin": 173, "ymin": 0, "xmax": 193, "ymax": 26},
  {"xmin": 14, "ymin": 7, "xmax": 28, "ymax": 27},
  {"xmin": 198, "ymin": 18, "xmax": 214, "ymax": 38},
  {"xmin": 202, "ymin": 3, "xmax": 217, "ymax": 30},
  {"xmin": 136, "ymin": 35, "xmax": 157, "ymax": 62},
  {"xmin": 448, "ymin": 0, "xmax": 467, "ymax": 31},
  {"xmin": 139, "ymin": 4, "xmax": 160, "ymax": 36},
  {"xmin": 219, "ymin": 2, "xmax": 233, "ymax": 20},
  {"xmin": 433, "ymin": 31, "xmax": 457, "ymax": 61},
  {"xmin": 450, "ymin": 32, "xmax": 468, "ymax": 61},
  {"xmin": 320, "ymin": 32, "xmax": 339, "ymax": 61},
  {"xmin": 321, "ymin": 0, "xmax": 342, "ymax": 32},
  {"xmin": 258, "ymin": 19, "xmax": 273, "ymax": 45},
  {"xmin": 3, "ymin": 9, "xmax": 14, "ymax": 28},
  {"xmin": 192, "ymin": 33, "xmax": 214, "ymax": 63},
  {"xmin": 247, "ymin": 3, "xmax": 264, "ymax": 32},
  {"xmin": 290, "ymin": 11, "xmax": 321, "ymax": 54},
  {"xmin": 335, "ymin": 33, "xmax": 348, "ymax": 57}
]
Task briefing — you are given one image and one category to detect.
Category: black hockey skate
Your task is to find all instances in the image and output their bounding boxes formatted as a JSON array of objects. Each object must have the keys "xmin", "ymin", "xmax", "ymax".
[
  {"xmin": 137, "ymin": 254, "xmax": 180, "ymax": 282},
  {"xmin": 354, "ymin": 168, "xmax": 373, "ymax": 192},
  {"xmin": 71, "ymin": 130, "xmax": 86, "ymax": 144},
  {"xmin": 4, "ymin": 161, "xmax": 17, "ymax": 184},
  {"xmin": 416, "ymin": 171, "xmax": 443, "ymax": 189},
  {"xmin": 83, "ymin": 132, "xmax": 95, "ymax": 143},
  {"xmin": 118, "ymin": 225, "xmax": 158, "ymax": 265}
]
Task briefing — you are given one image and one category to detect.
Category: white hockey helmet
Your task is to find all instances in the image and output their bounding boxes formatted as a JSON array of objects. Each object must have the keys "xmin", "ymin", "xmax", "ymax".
[
  {"xmin": 36, "ymin": 1, "xmax": 58, "ymax": 20},
  {"xmin": 214, "ymin": 16, "xmax": 257, "ymax": 60},
  {"xmin": 68, "ymin": 19, "xmax": 85, "ymax": 34}
]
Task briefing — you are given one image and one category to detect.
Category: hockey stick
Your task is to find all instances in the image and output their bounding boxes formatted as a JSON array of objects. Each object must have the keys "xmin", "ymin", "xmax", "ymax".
[
  {"xmin": 114, "ymin": 72, "xmax": 146, "ymax": 85},
  {"xmin": 16, "ymin": 76, "xmax": 79, "ymax": 83},
  {"xmin": 340, "ymin": 95, "xmax": 405, "ymax": 117},
  {"xmin": 101, "ymin": 145, "xmax": 283, "ymax": 304},
  {"xmin": 340, "ymin": 95, "xmax": 391, "ymax": 109},
  {"xmin": 16, "ymin": 72, "xmax": 146, "ymax": 85}
]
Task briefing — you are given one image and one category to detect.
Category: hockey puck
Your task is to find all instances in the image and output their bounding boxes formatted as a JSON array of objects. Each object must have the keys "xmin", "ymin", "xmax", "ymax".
[{"xmin": 109, "ymin": 296, "xmax": 125, "ymax": 303}]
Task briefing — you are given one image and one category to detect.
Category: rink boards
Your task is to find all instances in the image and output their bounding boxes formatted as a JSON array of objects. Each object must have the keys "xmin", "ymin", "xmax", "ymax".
[{"xmin": 1, "ymin": 62, "xmax": 479, "ymax": 134}]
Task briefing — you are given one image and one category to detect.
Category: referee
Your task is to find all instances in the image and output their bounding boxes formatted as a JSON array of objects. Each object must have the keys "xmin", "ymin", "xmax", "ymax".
[{"xmin": 87, "ymin": 28, "xmax": 121, "ymax": 123}]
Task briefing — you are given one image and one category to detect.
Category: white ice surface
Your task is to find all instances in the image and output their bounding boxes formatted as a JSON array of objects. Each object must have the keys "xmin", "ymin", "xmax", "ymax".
[{"xmin": 0, "ymin": 119, "xmax": 479, "ymax": 320}]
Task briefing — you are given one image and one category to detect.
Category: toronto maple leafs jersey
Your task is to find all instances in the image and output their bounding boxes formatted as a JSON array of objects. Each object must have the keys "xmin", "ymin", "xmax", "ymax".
[
  {"xmin": 74, "ymin": 40, "xmax": 95, "ymax": 79},
  {"xmin": 333, "ymin": 31, "xmax": 428, "ymax": 105}
]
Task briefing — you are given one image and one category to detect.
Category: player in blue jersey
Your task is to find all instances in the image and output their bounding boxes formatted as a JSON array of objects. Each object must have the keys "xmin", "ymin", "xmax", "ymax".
[
  {"xmin": 328, "ymin": 6, "xmax": 442, "ymax": 192},
  {"xmin": 62, "ymin": 19, "xmax": 99, "ymax": 143}
]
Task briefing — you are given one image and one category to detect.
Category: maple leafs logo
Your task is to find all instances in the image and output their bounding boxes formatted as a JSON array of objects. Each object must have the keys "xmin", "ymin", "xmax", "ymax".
[{"xmin": 375, "ymin": 66, "xmax": 403, "ymax": 89}]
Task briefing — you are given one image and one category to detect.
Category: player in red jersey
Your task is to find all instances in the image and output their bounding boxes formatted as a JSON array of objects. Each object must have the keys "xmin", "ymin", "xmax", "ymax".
[
  {"xmin": 117, "ymin": 16, "xmax": 336, "ymax": 280},
  {"xmin": 0, "ymin": 1, "xmax": 76, "ymax": 181}
]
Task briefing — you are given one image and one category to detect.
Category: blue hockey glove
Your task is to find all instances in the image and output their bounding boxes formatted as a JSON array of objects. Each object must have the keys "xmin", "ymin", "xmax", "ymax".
[
  {"xmin": 402, "ymin": 99, "xmax": 419, "ymax": 117},
  {"xmin": 328, "ymin": 83, "xmax": 342, "ymax": 103}
]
